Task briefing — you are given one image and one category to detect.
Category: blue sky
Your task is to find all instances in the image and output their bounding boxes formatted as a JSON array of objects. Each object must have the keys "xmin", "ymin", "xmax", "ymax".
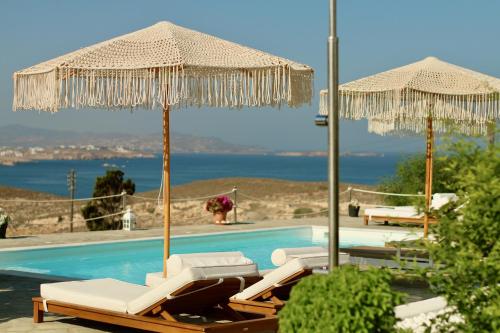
[{"xmin": 0, "ymin": 0, "xmax": 499, "ymax": 152}]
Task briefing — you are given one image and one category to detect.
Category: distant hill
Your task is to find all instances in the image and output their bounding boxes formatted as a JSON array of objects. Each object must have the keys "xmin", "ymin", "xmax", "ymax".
[{"xmin": 0, "ymin": 125, "xmax": 268, "ymax": 154}]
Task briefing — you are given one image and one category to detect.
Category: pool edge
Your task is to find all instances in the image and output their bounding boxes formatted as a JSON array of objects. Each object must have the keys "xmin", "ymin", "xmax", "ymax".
[{"xmin": 0, "ymin": 225, "xmax": 313, "ymax": 252}]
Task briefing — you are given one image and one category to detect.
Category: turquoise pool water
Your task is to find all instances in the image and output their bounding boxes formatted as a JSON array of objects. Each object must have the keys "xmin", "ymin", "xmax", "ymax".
[{"xmin": 1, "ymin": 227, "xmax": 337, "ymax": 284}]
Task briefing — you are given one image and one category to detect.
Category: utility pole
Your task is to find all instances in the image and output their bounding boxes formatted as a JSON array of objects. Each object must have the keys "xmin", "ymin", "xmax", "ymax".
[{"xmin": 67, "ymin": 169, "xmax": 76, "ymax": 233}]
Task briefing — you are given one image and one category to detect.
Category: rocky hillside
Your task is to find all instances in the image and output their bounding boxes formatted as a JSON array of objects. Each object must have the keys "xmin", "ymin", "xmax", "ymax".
[
  {"xmin": 0, "ymin": 178, "xmax": 383, "ymax": 237},
  {"xmin": 0, "ymin": 125, "xmax": 268, "ymax": 154}
]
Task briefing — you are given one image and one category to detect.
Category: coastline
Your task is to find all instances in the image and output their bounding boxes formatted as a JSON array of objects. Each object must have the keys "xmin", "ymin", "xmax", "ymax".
[
  {"xmin": 0, "ymin": 149, "xmax": 156, "ymax": 167},
  {"xmin": 0, "ymin": 149, "xmax": 392, "ymax": 167}
]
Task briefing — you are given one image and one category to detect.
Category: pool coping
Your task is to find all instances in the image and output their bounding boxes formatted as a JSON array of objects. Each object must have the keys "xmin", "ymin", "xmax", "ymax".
[
  {"xmin": 0, "ymin": 225, "xmax": 423, "ymax": 253},
  {"xmin": 0, "ymin": 225, "xmax": 311, "ymax": 252}
]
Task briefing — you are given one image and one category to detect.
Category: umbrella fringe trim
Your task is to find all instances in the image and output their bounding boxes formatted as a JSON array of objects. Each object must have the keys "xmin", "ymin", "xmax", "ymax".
[
  {"xmin": 367, "ymin": 118, "xmax": 493, "ymax": 137},
  {"xmin": 318, "ymin": 88, "xmax": 498, "ymax": 136},
  {"xmin": 12, "ymin": 66, "xmax": 313, "ymax": 112},
  {"xmin": 338, "ymin": 89, "xmax": 500, "ymax": 123}
]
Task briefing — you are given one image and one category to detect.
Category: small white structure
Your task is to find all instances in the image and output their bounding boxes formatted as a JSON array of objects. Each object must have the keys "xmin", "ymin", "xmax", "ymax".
[{"xmin": 122, "ymin": 206, "xmax": 136, "ymax": 231}]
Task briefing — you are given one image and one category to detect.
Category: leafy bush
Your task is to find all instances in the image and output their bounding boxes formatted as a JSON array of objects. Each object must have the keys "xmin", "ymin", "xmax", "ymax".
[
  {"xmin": 293, "ymin": 207, "xmax": 313, "ymax": 219},
  {"xmin": 378, "ymin": 153, "xmax": 452, "ymax": 206},
  {"xmin": 279, "ymin": 266, "xmax": 404, "ymax": 332},
  {"xmin": 81, "ymin": 170, "xmax": 135, "ymax": 231},
  {"xmin": 423, "ymin": 140, "xmax": 500, "ymax": 332}
]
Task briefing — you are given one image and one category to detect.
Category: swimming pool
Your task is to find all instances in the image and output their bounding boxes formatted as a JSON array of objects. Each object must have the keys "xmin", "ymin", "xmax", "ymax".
[{"xmin": 0, "ymin": 226, "xmax": 420, "ymax": 284}]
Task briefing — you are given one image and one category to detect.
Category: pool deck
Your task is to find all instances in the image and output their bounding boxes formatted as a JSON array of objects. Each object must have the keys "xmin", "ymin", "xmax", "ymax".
[
  {"xmin": 0, "ymin": 216, "xmax": 419, "ymax": 250},
  {"xmin": 0, "ymin": 217, "xmax": 423, "ymax": 332}
]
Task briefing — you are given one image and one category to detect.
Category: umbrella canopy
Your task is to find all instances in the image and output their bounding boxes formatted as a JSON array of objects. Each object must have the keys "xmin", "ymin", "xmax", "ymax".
[
  {"xmin": 13, "ymin": 21, "xmax": 313, "ymax": 112},
  {"xmin": 12, "ymin": 21, "xmax": 314, "ymax": 277},
  {"xmin": 318, "ymin": 56, "xmax": 500, "ymax": 237},
  {"xmin": 339, "ymin": 56, "xmax": 500, "ymax": 122}
]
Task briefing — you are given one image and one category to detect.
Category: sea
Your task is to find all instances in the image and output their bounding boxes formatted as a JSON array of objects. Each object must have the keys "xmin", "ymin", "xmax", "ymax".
[{"xmin": 0, "ymin": 153, "xmax": 405, "ymax": 198}]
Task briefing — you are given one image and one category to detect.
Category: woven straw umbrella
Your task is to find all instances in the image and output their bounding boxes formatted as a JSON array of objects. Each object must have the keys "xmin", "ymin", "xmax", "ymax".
[
  {"xmin": 318, "ymin": 56, "xmax": 500, "ymax": 237},
  {"xmin": 12, "ymin": 21, "xmax": 313, "ymax": 277}
]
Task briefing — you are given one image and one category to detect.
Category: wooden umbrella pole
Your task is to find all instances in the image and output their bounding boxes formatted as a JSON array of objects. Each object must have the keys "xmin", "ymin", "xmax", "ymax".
[
  {"xmin": 162, "ymin": 104, "xmax": 171, "ymax": 278},
  {"xmin": 424, "ymin": 116, "xmax": 433, "ymax": 238},
  {"xmin": 487, "ymin": 121, "xmax": 496, "ymax": 147}
]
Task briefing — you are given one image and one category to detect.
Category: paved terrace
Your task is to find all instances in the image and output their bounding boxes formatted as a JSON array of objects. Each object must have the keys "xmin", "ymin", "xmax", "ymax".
[
  {"xmin": 0, "ymin": 216, "xmax": 419, "ymax": 249},
  {"xmin": 0, "ymin": 217, "xmax": 424, "ymax": 332}
]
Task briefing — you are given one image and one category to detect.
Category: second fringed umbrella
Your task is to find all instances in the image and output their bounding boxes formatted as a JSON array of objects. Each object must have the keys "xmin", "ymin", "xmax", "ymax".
[
  {"xmin": 318, "ymin": 56, "xmax": 500, "ymax": 237},
  {"xmin": 13, "ymin": 21, "xmax": 314, "ymax": 276}
]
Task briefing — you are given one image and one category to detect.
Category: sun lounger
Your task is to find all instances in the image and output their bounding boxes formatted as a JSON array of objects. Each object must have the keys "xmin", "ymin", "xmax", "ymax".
[
  {"xmin": 33, "ymin": 259, "xmax": 277, "ymax": 332},
  {"xmin": 229, "ymin": 250, "xmax": 350, "ymax": 316},
  {"xmin": 364, "ymin": 193, "xmax": 457, "ymax": 226}
]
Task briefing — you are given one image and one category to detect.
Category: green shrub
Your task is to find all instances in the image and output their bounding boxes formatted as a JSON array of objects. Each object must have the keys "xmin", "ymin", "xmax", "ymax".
[
  {"xmin": 378, "ymin": 153, "xmax": 452, "ymax": 206},
  {"xmin": 279, "ymin": 266, "xmax": 404, "ymax": 332},
  {"xmin": 422, "ymin": 140, "xmax": 500, "ymax": 332},
  {"xmin": 293, "ymin": 207, "xmax": 313, "ymax": 219}
]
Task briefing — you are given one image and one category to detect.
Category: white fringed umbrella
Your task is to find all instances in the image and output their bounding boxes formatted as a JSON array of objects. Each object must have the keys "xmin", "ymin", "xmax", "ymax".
[
  {"xmin": 12, "ymin": 21, "xmax": 313, "ymax": 277},
  {"xmin": 319, "ymin": 56, "xmax": 500, "ymax": 237}
]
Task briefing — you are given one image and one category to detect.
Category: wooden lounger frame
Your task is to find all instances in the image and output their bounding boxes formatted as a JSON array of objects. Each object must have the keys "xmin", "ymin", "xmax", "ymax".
[
  {"xmin": 340, "ymin": 246, "xmax": 429, "ymax": 262},
  {"xmin": 229, "ymin": 268, "xmax": 313, "ymax": 316},
  {"xmin": 364, "ymin": 214, "xmax": 437, "ymax": 226},
  {"xmin": 33, "ymin": 277, "xmax": 278, "ymax": 333}
]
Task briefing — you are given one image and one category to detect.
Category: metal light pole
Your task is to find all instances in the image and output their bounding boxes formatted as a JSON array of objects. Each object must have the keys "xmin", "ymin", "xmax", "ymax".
[{"xmin": 328, "ymin": 0, "xmax": 340, "ymax": 269}]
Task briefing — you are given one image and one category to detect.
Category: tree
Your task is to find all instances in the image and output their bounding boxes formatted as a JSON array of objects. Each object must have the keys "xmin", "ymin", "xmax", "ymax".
[
  {"xmin": 0, "ymin": 208, "xmax": 10, "ymax": 239},
  {"xmin": 422, "ymin": 140, "xmax": 500, "ymax": 332},
  {"xmin": 81, "ymin": 170, "xmax": 135, "ymax": 231}
]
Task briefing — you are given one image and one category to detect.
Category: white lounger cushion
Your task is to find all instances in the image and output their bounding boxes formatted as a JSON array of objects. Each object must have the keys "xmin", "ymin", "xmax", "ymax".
[
  {"xmin": 365, "ymin": 207, "xmax": 420, "ymax": 219},
  {"xmin": 233, "ymin": 252, "xmax": 350, "ymax": 301},
  {"xmin": 432, "ymin": 193, "xmax": 457, "ymax": 201},
  {"xmin": 146, "ymin": 262, "xmax": 258, "ymax": 287},
  {"xmin": 430, "ymin": 193, "xmax": 458, "ymax": 210},
  {"xmin": 41, "ymin": 278, "xmax": 149, "ymax": 313},
  {"xmin": 232, "ymin": 254, "xmax": 329, "ymax": 301},
  {"xmin": 146, "ymin": 251, "xmax": 258, "ymax": 286},
  {"xmin": 42, "ymin": 265, "xmax": 258, "ymax": 315},
  {"xmin": 128, "ymin": 267, "xmax": 208, "ymax": 314},
  {"xmin": 131, "ymin": 264, "xmax": 259, "ymax": 314},
  {"xmin": 166, "ymin": 251, "xmax": 254, "ymax": 277},
  {"xmin": 395, "ymin": 296, "xmax": 447, "ymax": 319},
  {"xmin": 271, "ymin": 247, "xmax": 326, "ymax": 267},
  {"xmin": 365, "ymin": 193, "xmax": 458, "ymax": 221}
]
